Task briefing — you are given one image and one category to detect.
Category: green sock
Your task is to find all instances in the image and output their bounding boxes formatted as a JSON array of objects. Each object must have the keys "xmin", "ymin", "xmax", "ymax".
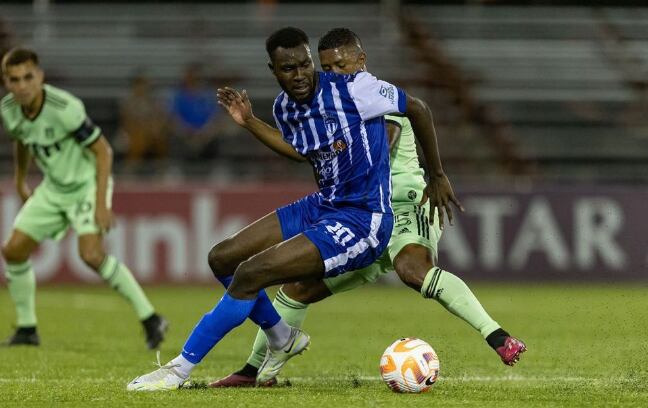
[
  {"xmin": 246, "ymin": 288, "xmax": 309, "ymax": 368},
  {"xmin": 421, "ymin": 267, "xmax": 501, "ymax": 338},
  {"xmin": 98, "ymin": 255, "xmax": 154, "ymax": 320},
  {"xmin": 5, "ymin": 261, "xmax": 37, "ymax": 327}
]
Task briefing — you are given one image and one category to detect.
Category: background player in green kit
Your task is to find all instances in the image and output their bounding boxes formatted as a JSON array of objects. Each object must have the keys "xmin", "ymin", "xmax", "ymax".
[
  {"xmin": 212, "ymin": 28, "xmax": 526, "ymax": 387},
  {"xmin": 0, "ymin": 48, "xmax": 167, "ymax": 348}
]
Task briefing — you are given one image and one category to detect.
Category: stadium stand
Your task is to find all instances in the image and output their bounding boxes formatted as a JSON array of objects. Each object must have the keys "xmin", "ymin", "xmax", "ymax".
[{"xmin": 1, "ymin": 3, "xmax": 647, "ymax": 182}]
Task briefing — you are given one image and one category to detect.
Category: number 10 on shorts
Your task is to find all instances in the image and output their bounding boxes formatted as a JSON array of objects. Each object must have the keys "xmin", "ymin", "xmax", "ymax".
[{"xmin": 325, "ymin": 222, "xmax": 355, "ymax": 247}]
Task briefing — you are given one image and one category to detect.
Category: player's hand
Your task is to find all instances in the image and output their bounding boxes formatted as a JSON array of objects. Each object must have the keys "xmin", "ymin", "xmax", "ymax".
[
  {"xmin": 95, "ymin": 205, "xmax": 113, "ymax": 233},
  {"xmin": 217, "ymin": 87, "xmax": 254, "ymax": 126},
  {"xmin": 17, "ymin": 183, "xmax": 32, "ymax": 203},
  {"xmin": 419, "ymin": 173, "xmax": 464, "ymax": 230}
]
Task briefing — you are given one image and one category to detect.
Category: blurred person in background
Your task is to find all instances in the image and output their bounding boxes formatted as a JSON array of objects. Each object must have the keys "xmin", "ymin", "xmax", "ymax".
[
  {"xmin": 0, "ymin": 48, "xmax": 167, "ymax": 348},
  {"xmin": 169, "ymin": 63, "xmax": 222, "ymax": 164},
  {"xmin": 119, "ymin": 72, "xmax": 169, "ymax": 174}
]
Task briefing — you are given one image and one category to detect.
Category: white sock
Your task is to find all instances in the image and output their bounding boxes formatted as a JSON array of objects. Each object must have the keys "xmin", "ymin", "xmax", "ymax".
[
  {"xmin": 264, "ymin": 319, "xmax": 292, "ymax": 350},
  {"xmin": 169, "ymin": 354, "xmax": 195, "ymax": 379}
]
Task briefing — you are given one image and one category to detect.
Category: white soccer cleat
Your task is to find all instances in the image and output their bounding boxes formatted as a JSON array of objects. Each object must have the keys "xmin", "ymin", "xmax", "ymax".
[
  {"xmin": 256, "ymin": 327, "xmax": 311, "ymax": 384},
  {"xmin": 127, "ymin": 352, "xmax": 188, "ymax": 391}
]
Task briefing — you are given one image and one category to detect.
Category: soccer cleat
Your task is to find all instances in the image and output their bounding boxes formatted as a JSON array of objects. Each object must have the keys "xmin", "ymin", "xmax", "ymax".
[
  {"xmin": 208, "ymin": 372, "xmax": 278, "ymax": 388},
  {"xmin": 496, "ymin": 336, "xmax": 527, "ymax": 366},
  {"xmin": 256, "ymin": 327, "xmax": 310, "ymax": 384},
  {"xmin": 1, "ymin": 327, "xmax": 40, "ymax": 346},
  {"xmin": 127, "ymin": 352, "xmax": 187, "ymax": 391},
  {"xmin": 142, "ymin": 314, "xmax": 168, "ymax": 350}
]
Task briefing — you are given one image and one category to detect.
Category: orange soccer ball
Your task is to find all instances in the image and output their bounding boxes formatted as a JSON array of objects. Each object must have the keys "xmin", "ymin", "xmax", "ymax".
[{"xmin": 379, "ymin": 337, "xmax": 440, "ymax": 393}]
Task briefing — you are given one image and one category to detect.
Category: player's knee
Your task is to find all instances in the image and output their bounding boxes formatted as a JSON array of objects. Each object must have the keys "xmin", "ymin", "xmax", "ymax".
[
  {"xmin": 207, "ymin": 243, "xmax": 232, "ymax": 278},
  {"xmin": 229, "ymin": 258, "xmax": 270, "ymax": 296},
  {"xmin": 1, "ymin": 242, "xmax": 28, "ymax": 263},
  {"xmin": 394, "ymin": 250, "xmax": 432, "ymax": 291},
  {"xmin": 79, "ymin": 247, "xmax": 105, "ymax": 270}
]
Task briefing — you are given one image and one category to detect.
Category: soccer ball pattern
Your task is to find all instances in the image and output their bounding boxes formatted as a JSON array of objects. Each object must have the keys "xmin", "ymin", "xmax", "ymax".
[{"xmin": 379, "ymin": 337, "xmax": 440, "ymax": 393}]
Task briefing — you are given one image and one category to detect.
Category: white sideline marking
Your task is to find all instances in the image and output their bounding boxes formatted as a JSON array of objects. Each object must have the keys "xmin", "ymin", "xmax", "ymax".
[{"xmin": 0, "ymin": 375, "xmax": 619, "ymax": 384}]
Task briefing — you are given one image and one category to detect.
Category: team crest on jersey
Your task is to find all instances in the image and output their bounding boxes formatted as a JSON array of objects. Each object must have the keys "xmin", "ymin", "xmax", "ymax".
[
  {"xmin": 45, "ymin": 127, "xmax": 55, "ymax": 139},
  {"xmin": 324, "ymin": 116, "xmax": 338, "ymax": 137}
]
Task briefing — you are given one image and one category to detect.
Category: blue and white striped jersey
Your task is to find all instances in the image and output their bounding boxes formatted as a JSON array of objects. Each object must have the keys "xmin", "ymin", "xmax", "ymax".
[{"xmin": 273, "ymin": 71, "xmax": 407, "ymax": 213}]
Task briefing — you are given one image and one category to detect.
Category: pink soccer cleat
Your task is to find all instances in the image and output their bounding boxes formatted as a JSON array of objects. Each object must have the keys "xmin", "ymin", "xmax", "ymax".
[
  {"xmin": 496, "ymin": 337, "xmax": 527, "ymax": 366},
  {"xmin": 208, "ymin": 373, "xmax": 277, "ymax": 388}
]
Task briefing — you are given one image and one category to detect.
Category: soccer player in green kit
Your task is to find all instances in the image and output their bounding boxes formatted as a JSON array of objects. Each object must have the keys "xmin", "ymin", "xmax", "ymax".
[
  {"xmin": 212, "ymin": 28, "xmax": 526, "ymax": 387},
  {"xmin": 0, "ymin": 48, "xmax": 167, "ymax": 348}
]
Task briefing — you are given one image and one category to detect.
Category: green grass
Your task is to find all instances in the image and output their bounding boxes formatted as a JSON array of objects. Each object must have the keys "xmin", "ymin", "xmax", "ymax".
[{"xmin": 1, "ymin": 283, "xmax": 648, "ymax": 407}]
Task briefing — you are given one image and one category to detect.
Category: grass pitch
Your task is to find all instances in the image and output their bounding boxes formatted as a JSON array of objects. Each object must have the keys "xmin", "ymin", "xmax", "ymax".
[{"xmin": 1, "ymin": 283, "xmax": 648, "ymax": 407}]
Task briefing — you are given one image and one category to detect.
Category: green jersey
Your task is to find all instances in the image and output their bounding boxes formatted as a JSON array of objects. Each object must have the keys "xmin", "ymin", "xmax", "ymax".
[
  {"xmin": 385, "ymin": 115, "xmax": 426, "ymax": 203},
  {"xmin": 1, "ymin": 84, "xmax": 102, "ymax": 192}
]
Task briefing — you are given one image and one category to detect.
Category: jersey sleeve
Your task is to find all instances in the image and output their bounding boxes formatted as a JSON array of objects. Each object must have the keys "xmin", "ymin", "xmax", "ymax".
[
  {"xmin": 61, "ymin": 98, "xmax": 102, "ymax": 147},
  {"xmin": 0, "ymin": 112, "xmax": 13, "ymax": 140},
  {"xmin": 0, "ymin": 100, "xmax": 19, "ymax": 140},
  {"xmin": 348, "ymin": 72, "xmax": 407, "ymax": 121}
]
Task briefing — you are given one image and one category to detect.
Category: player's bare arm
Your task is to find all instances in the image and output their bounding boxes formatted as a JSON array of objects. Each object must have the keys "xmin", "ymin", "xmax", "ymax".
[
  {"xmin": 13, "ymin": 141, "xmax": 32, "ymax": 203},
  {"xmin": 386, "ymin": 122, "xmax": 402, "ymax": 151},
  {"xmin": 217, "ymin": 87, "xmax": 306, "ymax": 162},
  {"xmin": 404, "ymin": 95, "xmax": 463, "ymax": 228},
  {"xmin": 88, "ymin": 135, "xmax": 113, "ymax": 232}
]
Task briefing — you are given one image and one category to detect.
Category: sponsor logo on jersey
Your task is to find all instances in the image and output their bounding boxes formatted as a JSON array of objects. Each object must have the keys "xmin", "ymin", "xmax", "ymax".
[
  {"xmin": 379, "ymin": 84, "xmax": 395, "ymax": 105},
  {"xmin": 311, "ymin": 140, "xmax": 347, "ymax": 161},
  {"xmin": 333, "ymin": 140, "xmax": 347, "ymax": 152}
]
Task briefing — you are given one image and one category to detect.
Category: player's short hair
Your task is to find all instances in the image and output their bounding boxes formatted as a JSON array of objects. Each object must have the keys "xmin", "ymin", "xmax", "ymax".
[
  {"xmin": 1, "ymin": 47, "xmax": 39, "ymax": 74},
  {"xmin": 318, "ymin": 28, "xmax": 363, "ymax": 52},
  {"xmin": 265, "ymin": 27, "xmax": 310, "ymax": 58}
]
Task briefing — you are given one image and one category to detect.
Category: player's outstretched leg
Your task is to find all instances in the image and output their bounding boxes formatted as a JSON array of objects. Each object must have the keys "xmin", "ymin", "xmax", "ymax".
[
  {"xmin": 78, "ymin": 234, "xmax": 167, "ymax": 349},
  {"xmin": 209, "ymin": 287, "xmax": 312, "ymax": 387},
  {"xmin": 419, "ymin": 267, "xmax": 526, "ymax": 365},
  {"xmin": 395, "ymin": 244, "xmax": 527, "ymax": 366},
  {"xmin": 127, "ymin": 226, "xmax": 322, "ymax": 391},
  {"xmin": 1, "ymin": 230, "xmax": 40, "ymax": 346}
]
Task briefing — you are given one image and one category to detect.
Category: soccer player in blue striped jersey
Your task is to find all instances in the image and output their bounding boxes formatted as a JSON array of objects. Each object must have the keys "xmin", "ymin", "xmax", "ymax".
[
  {"xmin": 127, "ymin": 26, "xmax": 461, "ymax": 391},
  {"xmin": 210, "ymin": 28, "xmax": 525, "ymax": 388}
]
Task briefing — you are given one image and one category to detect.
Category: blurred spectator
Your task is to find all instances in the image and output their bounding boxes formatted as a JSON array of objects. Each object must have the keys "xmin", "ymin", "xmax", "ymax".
[
  {"xmin": 169, "ymin": 63, "xmax": 222, "ymax": 163},
  {"xmin": 119, "ymin": 72, "xmax": 169, "ymax": 172}
]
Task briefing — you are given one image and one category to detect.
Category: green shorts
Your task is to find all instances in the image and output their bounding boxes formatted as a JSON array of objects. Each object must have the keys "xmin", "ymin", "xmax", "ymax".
[
  {"xmin": 324, "ymin": 201, "xmax": 442, "ymax": 294},
  {"xmin": 13, "ymin": 180, "xmax": 113, "ymax": 242}
]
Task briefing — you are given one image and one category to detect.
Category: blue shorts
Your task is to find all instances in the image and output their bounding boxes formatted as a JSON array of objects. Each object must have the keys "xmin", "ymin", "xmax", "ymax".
[{"xmin": 276, "ymin": 193, "xmax": 394, "ymax": 278}]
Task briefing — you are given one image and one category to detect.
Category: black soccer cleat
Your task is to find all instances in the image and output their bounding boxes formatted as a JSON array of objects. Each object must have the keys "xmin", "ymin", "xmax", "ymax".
[
  {"xmin": 1, "ymin": 327, "xmax": 40, "ymax": 346},
  {"xmin": 142, "ymin": 314, "xmax": 168, "ymax": 350}
]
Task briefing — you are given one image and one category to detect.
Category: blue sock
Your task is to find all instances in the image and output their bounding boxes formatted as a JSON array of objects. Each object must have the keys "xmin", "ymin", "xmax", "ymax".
[
  {"xmin": 181, "ymin": 293, "xmax": 256, "ymax": 364},
  {"xmin": 217, "ymin": 275, "xmax": 280, "ymax": 330},
  {"xmin": 217, "ymin": 275, "xmax": 233, "ymax": 288},
  {"xmin": 249, "ymin": 290, "xmax": 281, "ymax": 329}
]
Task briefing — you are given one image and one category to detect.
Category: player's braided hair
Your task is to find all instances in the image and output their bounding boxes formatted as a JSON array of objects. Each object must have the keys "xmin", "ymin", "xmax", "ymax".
[
  {"xmin": 318, "ymin": 28, "xmax": 363, "ymax": 52},
  {"xmin": 1, "ymin": 47, "xmax": 39, "ymax": 73},
  {"xmin": 265, "ymin": 27, "xmax": 310, "ymax": 57}
]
